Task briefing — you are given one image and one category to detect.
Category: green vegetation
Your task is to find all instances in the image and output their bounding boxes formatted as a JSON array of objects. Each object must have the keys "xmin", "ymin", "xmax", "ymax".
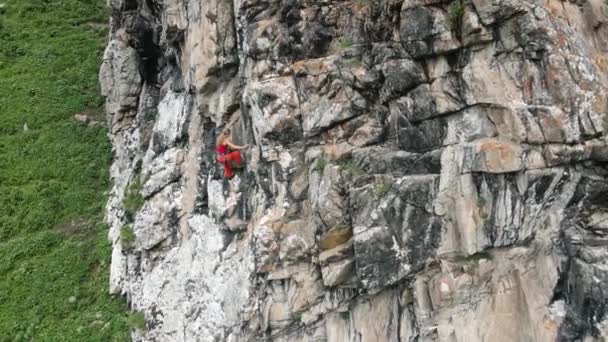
[
  {"xmin": 447, "ymin": 1, "xmax": 465, "ymax": 37},
  {"xmin": 123, "ymin": 176, "xmax": 145, "ymax": 220},
  {"xmin": 120, "ymin": 225, "xmax": 136, "ymax": 250},
  {"xmin": 314, "ymin": 157, "xmax": 329, "ymax": 173},
  {"xmin": 339, "ymin": 37, "xmax": 353, "ymax": 49},
  {"xmin": 0, "ymin": 0, "xmax": 130, "ymax": 340},
  {"xmin": 127, "ymin": 311, "xmax": 146, "ymax": 332},
  {"xmin": 339, "ymin": 159, "xmax": 366, "ymax": 177},
  {"xmin": 374, "ymin": 178, "xmax": 392, "ymax": 198}
]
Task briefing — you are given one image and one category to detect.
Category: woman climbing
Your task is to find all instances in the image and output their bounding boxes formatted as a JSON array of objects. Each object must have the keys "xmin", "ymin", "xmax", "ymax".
[{"xmin": 216, "ymin": 128, "xmax": 249, "ymax": 179}]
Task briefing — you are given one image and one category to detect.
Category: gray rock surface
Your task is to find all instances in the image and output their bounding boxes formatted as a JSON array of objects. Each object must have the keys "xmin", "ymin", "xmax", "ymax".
[{"xmin": 99, "ymin": 0, "xmax": 608, "ymax": 340}]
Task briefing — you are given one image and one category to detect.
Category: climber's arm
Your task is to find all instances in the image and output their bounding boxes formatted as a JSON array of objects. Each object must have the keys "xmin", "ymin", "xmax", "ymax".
[{"xmin": 225, "ymin": 139, "xmax": 249, "ymax": 151}]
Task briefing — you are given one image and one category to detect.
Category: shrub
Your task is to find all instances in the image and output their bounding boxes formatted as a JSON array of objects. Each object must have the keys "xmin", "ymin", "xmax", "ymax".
[
  {"xmin": 339, "ymin": 159, "xmax": 365, "ymax": 177},
  {"xmin": 447, "ymin": 1, "xmax": 465, "ymax": 37},
  {"xmin": 120, "ymin": 225, "xmax": 135, "ymax": 250},
  {"xmin": 123, "ymin": 176, "xmax": 145, "ymax": 219},
  {"xmin": 339, "ymin": 37, "xmax": 353, "ymax": 49},
  {"xmin": 314, "ymin": 158, "xmax": 329, "ymax": 173}
]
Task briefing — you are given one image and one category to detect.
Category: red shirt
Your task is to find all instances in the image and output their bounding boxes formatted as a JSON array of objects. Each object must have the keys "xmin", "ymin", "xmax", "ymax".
[{"xmin": 216, "ymin": 144, "xmax": 228, "ymax": 154}]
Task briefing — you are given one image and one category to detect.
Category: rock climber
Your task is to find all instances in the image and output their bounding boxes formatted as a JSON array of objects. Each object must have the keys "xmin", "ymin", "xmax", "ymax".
[{"xmin": 216, "ymin": 128, "xmax": 249, "ymax": 179}]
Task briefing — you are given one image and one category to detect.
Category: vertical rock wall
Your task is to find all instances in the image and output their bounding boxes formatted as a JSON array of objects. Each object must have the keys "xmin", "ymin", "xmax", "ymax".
[{"xmin": 99, "ymin": 0, "xmax": 608, "ymax": 340}]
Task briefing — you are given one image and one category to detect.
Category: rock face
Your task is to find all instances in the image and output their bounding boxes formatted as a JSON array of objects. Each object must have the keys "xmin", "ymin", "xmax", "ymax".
[{"xmin": 99, "ymin": 0, "xmax": 608, "ymax": 340}]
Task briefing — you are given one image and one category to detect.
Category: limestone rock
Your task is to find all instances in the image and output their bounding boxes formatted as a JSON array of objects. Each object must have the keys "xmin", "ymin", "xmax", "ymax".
[{"xmin": 100, "ymin": 0, "xmax": 608, "ymax": 340}]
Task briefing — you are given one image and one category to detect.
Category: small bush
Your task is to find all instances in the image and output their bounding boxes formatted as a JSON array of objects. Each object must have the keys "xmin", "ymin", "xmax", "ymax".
[
  {"xmin": 123, "ymin": 176, "xmax": 145, "ymax": 219},
  {"xmin": 447, "ymin": 1, "xmax": 465, "ymax": 37},
  {"xmin": 127, "ymin": 311, "xmax": 146, "ymax": 331},
  {"xmin": 120, "ymin": 225, "xmax": 135, "ymax": 250},
  {"xmin": 374, "ymin": 178, "xmax": 392, "ymax": 198},
  {"xmin": 339, "ymin": 37, "xmax": 353, "ymax": 49},
  {"xmin": 339, "ymin": 159, "xmax": 365, "ymax": 177},
  {"xmin": 314, "ymin": 158, "xmax": 329, "ymax": 173}
]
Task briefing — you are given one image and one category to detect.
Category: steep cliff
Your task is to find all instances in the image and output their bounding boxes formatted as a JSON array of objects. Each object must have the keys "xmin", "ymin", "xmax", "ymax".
[{"xmin": 99, "ymin": 0, "xmax": 608, "ymax": 340}]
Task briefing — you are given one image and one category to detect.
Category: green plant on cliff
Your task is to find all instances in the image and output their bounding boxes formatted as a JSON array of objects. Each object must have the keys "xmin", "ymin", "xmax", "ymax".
[
  {"xmin": 339, "ymin": 159, "xmax": 366, "ymax": 177},
  {"xmin": 123, "ymin": 176, "xmax": 145, "ymax": 220},
  {"xmin": 339, "ymin": 37, "xmax": 353, "ymax": 49},
  {"xmin": 0, "ymin": 0, "xmax": 129, "ymax": 339},
  {"xmin": 120, "ymin": 225, "xmax": 136, "ymax": 250},
  {"xmin": 447, "ymin": 1, "xmax": 465, "ymax": 37},
  {"xmin": 314, "ymin": 157, "xmax": 329, "ymax": 173}
]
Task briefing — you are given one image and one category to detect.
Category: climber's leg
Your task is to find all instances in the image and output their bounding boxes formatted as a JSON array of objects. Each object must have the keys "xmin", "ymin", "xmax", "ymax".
[
  {"xmin": 225, "ymin": 151, "xmax": 243, "ymax": 169},
  {"xmin": 217, "ymin": 155, "xmax": 234, "ymax": 179},
  {"xmin": 223, "ymin": 160, "xmax": 234, "ymax": 178}
]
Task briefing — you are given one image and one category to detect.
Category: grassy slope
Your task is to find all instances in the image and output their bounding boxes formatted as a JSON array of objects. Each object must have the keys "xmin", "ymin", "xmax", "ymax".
[{"xmin": 0, "ymin": 0, "xmax": 130, "ymax": 340}]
